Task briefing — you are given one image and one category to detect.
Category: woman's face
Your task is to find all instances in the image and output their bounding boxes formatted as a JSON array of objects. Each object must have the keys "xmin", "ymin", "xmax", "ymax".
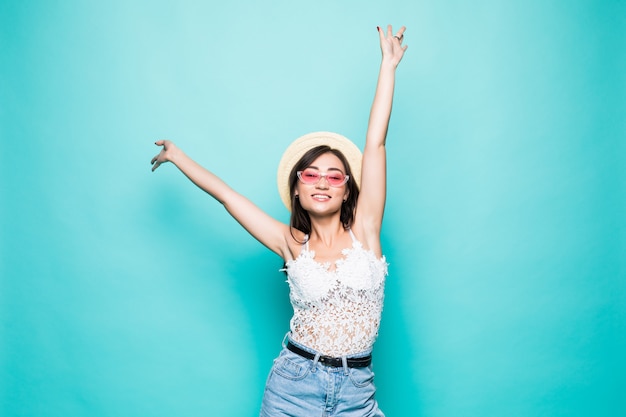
[{"xmin": 295, "ymin": 152, "xmax": 349, "ymax": 215}]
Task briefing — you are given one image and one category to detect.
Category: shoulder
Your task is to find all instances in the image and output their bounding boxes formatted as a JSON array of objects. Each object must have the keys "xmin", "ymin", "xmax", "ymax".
[
  {"xmin": 279, "ymin": 227, "xmax": 307, "ymax": 262},
  {"xmin": 350, "ymin": 220, "xmax": 383, "ymax": 259}
]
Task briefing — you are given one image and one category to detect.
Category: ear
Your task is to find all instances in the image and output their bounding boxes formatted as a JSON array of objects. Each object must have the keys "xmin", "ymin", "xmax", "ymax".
[{"xmin": 343, "ymin": 190, "xmax": 349, "ymax": 202}]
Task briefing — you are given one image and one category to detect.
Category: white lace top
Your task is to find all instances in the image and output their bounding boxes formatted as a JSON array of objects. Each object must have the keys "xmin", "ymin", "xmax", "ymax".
[{"xmin": 284, "ymin": 230, "xmax": 388, "ymax": 357}]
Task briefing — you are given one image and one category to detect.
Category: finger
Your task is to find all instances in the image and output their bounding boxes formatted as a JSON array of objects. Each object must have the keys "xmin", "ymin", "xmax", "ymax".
[
  {"xmin": 151, "ymin": 160, "xmax": 161, "ymax": 172},
  {"xmin": 394, "ymin": 28, "xmax": 406, "ymax": 42},
  {"xmin": 377, "ymin": 25, "xmax": 385, "ymax": 42},
  {"xmin": 387, "ymin": 24, "xmax": 393, "ymax": 38},
  {"xmin": 151, "ymin": 154, "xmax": 159, "ymax": 165}
]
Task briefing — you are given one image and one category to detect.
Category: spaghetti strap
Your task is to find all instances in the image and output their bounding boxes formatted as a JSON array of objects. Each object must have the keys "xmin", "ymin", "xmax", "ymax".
[{"xmin": 348, "ymin": 229, "xmax": 357, "ymax": 243}]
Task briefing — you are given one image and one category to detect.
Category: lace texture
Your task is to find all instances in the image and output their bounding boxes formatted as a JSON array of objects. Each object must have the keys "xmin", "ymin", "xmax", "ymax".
[{"xmin": 285, "ymin": 238, "xmax": 388, "ymax": 357}]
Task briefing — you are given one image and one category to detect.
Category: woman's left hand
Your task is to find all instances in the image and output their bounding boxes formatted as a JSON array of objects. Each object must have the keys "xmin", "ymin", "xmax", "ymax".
[{"xmin": 378, "ymin": 25, "xmax": 407, "ymax": 67}]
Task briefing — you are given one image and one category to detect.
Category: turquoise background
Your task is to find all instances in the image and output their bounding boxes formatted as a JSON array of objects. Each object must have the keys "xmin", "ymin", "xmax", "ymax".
[{"xmin": 2, "ymin": 1, "xmax": 625, "ymax": 416}]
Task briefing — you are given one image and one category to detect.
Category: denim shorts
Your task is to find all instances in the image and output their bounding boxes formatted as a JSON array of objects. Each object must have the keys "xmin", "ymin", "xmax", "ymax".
[{"xmin": 259, "ymin": 338, "xmax": 384, "ymax": 417}]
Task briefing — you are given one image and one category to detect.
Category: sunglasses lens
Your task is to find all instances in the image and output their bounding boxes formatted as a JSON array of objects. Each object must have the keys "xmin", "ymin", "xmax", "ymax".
[
  {"xmin": 299, "ymin": 169, "xmax": 320, "ymax": 184},
  {"xmin": 326, "ymin": 173, "xmax": 346, "ymax": 186}
]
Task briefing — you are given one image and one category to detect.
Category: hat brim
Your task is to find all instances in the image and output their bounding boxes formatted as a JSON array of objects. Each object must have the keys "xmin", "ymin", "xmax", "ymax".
[{"xmin": 277, "ymin": 131, "xmax": 362, "ymax": 211}]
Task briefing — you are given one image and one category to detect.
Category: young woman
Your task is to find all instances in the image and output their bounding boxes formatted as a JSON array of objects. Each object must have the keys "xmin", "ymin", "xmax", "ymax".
[{"xmin": 151, "ymin": 24, "xmax": 407, "ymax": 417}]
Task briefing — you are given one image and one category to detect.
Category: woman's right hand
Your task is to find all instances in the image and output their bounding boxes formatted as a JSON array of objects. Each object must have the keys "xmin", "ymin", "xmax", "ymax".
[{"xmin": 151, "ymin": 140, "xmax": 179, "ymax": 172}]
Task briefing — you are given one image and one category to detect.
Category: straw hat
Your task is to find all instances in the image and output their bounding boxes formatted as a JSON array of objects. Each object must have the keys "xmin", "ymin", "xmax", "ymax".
[{"xmin": 277, "ymin": 131, "xmax": 362, "ymax": 210}]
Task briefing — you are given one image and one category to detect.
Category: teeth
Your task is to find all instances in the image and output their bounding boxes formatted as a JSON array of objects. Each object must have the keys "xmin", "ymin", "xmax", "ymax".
[{"xmin": 312, "ymin": 194, "xmax": 330, "ymax": 199}]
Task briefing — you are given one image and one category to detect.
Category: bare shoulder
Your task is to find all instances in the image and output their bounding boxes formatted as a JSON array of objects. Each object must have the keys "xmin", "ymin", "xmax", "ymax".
[
  {"xmin": 351, "ymin": 217, "xmax": 383, "ymax": 258},
  {"xmin": 278, "ymin": 226, "xmax": 308, "ymax": 262}
]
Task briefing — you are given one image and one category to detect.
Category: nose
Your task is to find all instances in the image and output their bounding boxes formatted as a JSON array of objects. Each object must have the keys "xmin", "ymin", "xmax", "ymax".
[{"xmin": 316, "ymin": 175, "xmax": 330, "ymax": 189}]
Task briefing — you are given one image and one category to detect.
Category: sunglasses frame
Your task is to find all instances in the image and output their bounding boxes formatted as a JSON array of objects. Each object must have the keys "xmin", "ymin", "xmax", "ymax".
[{"xmin": 296, "ymin": 169, "xmax": 350, "ymax": 187}]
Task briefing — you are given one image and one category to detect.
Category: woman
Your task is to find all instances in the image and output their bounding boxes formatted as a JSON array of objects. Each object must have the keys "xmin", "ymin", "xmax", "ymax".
[{"xmin": 151, "ymin": 24, "xmax": 407, "ymax": 417}]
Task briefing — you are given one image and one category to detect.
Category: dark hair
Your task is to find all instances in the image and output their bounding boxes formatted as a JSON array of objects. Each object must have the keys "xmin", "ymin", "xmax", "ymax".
[{"xmin": 288, "ymin": 146, "xmax": 360, "ymax": 242}]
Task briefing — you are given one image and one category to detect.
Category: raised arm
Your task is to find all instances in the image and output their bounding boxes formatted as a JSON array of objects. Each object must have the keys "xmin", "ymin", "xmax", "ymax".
[
  {"xmin": 355, "ymin": 25, "xmax": 407, "ymax": 252},
  {"xmin": 151, "ymin": 140, "xmax": 291, "ymax": 258}
]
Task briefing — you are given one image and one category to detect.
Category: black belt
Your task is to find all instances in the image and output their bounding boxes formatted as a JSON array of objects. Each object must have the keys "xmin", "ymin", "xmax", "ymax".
[{"xmin": 286, "ymin": 341, "xmax": 372, "ymax": 368}]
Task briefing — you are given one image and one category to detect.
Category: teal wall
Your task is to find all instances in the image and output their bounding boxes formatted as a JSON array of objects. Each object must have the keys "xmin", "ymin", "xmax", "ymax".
[{"xmin": 1, "ymin": 1, "xmax": 624, "ymax": 416}]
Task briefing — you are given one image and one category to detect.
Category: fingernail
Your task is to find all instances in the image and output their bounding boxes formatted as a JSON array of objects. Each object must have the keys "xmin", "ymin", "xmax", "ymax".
[{"xmin": 376, "ymin": 26, "xmax": 380, "ymax": 31}]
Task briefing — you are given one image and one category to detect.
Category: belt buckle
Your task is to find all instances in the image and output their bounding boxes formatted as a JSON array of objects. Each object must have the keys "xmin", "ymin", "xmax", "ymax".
[
  {"xmin": 319, "ymin": 355, "xmax": 339, "ymax": 367},
  {"xmin": 319, "ymin": 356, "xmax": 331, "ymax": 365}
]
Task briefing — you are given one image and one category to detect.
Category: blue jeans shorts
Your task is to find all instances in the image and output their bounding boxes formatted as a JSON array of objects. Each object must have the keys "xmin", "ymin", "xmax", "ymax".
[{"xmin": 259, "ymin": 337, "xmax": 384, "ymax": 417}]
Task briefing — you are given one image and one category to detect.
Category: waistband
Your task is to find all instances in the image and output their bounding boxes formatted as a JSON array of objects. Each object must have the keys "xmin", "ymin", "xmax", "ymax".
[{"xmin": 286, "ymin": 341, "xmax": 372, "ymax": 368}]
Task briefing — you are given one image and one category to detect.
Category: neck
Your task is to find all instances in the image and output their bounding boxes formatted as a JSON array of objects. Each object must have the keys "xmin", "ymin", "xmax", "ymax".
[{"xmin": 309, "ymin": 216, "xmax": 346, "ymax": 248}]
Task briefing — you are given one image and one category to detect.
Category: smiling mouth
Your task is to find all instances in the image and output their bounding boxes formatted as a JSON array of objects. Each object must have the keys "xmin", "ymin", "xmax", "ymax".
[{"xmin": 311, "ymin": 194, "xmax": 331, "ymax": 200}]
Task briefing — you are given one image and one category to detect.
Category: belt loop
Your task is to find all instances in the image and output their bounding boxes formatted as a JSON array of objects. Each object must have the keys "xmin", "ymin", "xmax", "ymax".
[
  {"xmin": 311, "ymin": 353, "xmax": 321, "ymax": 372},
  {"xmin": 341, "ymin": 356, "xmax": 349, "ymax": 375},
  {"xmin": 281, "ymin": 332, "xmax": 289, "ymax": 348}
]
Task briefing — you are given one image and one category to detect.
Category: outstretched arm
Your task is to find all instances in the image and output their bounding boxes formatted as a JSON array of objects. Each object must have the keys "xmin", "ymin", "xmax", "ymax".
[
  {"xmin": 151, "ymin": 140, "xmax": 291, "ymax": 258},
  {"xmin": 355, "ymin": 25, "xmax": 407, "ymax": 252}
]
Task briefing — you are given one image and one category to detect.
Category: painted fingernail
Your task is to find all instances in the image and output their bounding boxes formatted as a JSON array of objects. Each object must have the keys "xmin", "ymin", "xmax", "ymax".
[{"xmin": 376, "ymin": 26, "xmax": 380, "ymax": 31}]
